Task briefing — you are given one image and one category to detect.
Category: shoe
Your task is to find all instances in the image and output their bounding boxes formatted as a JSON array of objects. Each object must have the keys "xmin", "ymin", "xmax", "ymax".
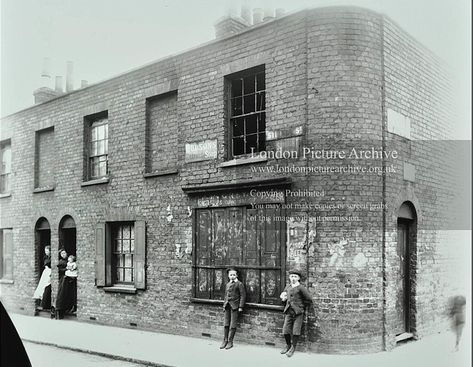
[
  {"xmin": 280, "ymin": 345, "xmax": 291, "ymax": 354},
  {"xmin": 286, "ymin": 346, "xmax": 295, "ymax": 357},
  {"xmin": 219, "ymin": 340, "xmax": 228, "ymax": 349},
  {"xmin": 225, "ymin": 341, "xmax": 234, "ymax": 349}
]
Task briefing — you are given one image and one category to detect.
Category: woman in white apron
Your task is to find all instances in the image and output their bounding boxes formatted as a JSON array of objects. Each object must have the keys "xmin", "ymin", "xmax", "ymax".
[{"xmin": 33, "ymin": 246, "xmax": 52, "ymax": 311}]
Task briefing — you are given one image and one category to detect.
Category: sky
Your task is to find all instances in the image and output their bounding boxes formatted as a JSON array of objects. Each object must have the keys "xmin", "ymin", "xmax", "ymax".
[{"xmin": 0, "ymin": 0, "xmax": 471, "ymax": 137}]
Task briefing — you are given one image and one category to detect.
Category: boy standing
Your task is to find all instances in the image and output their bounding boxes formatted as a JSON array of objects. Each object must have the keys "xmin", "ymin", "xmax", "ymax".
[
  {"xmin": 279, "ymin": 269, "xmax": 312, "ymax": 358},
  {"xmin": 220, "ymin": 268, "xmax": 246, "ymax": 350}
]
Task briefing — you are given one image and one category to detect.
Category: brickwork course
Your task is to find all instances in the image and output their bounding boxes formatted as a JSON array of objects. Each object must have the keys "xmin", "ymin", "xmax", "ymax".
[{"xmin": 0, "ymin": 6, "xmax": 466, "ymax": 354}]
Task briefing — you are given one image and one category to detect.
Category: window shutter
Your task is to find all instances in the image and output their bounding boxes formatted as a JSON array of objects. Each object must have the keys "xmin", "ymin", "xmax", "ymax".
[
  {"xmin": 95, "ymin": 222, "xmax": 106, "ymax": 286},
  {"xmin": 134, "ymin": 221, "xmax": 146, "ymax": 290},
  {"xmin": 0, "ymin": 231, "xmax": 3, "ymax": 278},
  {"xmin": 4, "ymin": 230, "xmax": 13, "ymax": 280}
]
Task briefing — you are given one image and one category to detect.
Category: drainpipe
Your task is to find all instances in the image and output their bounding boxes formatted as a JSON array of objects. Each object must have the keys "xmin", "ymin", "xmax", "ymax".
[{"xmin": 380, "ymin": 14, "xmax": 388, "ymax": 351}]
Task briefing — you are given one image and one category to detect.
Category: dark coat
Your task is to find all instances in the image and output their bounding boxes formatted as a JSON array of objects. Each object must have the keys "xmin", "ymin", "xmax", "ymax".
[
  {"xmin": 223, "ymin": 280, "xmax": 246, "ymax": 310},
  {"xmin": 43, "ymin": 254, "xmax": 51, "ymax": 268},
  {"xmin": 57, "ymin": 258, "xmax": 67, "ymax": 279},
  {"xmin": 283, "ymin": 284, "xmax": 312, "ymax": 315}
]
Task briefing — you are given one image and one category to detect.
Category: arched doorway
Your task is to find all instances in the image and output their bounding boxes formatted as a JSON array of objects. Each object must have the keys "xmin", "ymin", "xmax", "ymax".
[
  {"xmin": 34, "ymin": 217, "xmax": 51, "ymax": 313},
  {"xmin": 395, "ymin": 202, "xmax": 417, "ymax": 338},
  {"xmin": 58, "ymin": 215, "xmax": 77, "ymax": 316},
  {"xmin": 59, "ymin": 216, "xmax": 76, "ymax": 257}
]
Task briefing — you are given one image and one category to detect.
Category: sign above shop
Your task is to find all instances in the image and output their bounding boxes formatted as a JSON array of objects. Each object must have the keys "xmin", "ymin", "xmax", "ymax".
[{"xmin": 185, "ymin": 139, "xmax": 218, "ymax": 163}]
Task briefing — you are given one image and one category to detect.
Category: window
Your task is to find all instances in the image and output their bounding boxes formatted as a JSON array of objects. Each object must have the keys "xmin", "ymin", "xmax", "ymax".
[
  {"xmin": 95, "ymin": 221, "xmax": 146, "ymax": 291},
  {"xmin": 228, "ymin": 66, "xmax": 266, "ymax": 157},
  {"xmin": 0, "ymin": 140, "xmax": 11, "ymax": 194},
  {"xmin": 0, "ymin": 229, "xmax": 13, "ymax": 280},
  {"xmin": 85, "ymin": 112, "xmax": 108, "ymax": 180},
  {"xmin": 145, "ymin": 91, "xmax": 178, "ymax": 173},
  {"xmin": 112, "ymin": 223, "xmax": 134, "ymax": 284},
  {"xmin": 193, "ymin": 205, "xmax": 284, "ymax": 305}
]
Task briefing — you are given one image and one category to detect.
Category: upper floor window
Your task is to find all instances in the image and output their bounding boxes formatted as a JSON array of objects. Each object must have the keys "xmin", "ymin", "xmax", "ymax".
[
  {"xmin": 0, "ymin": 140, "xmax": 11, "ymax": 194},
  {"xmin": 85, "ymin": 112, "xmax": 108, "ymax": 180},
  {"xmin": 228, "ymin": 66, "xmax": 266, "ymax": 157},
  {"xmin": 35, "ymin": 127, "xmax": 55, "ymax": 189}
]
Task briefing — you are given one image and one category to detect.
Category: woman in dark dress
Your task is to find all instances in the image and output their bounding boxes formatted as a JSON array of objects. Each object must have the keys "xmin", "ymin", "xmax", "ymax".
[{"xmin": 55, "ymin": 249, "xmax": 68, "ymax": 319}]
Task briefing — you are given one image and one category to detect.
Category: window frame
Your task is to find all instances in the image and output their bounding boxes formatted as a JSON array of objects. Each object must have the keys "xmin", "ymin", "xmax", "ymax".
[
  {"xmin": 192, "ymin": 205, "xmax": 286, "ymax": 307},
  {"xmin": 0, "ymin": 140, "xmax": 12, "ymax": 195},
  {"xmin": 110, "ymin": 222, "xmax": 135, "ymax": 285},
  {"xmin": 225, "ymin": 65, "xmax": 266, "ymax": 159},
  {"xmin": 84, "ymin": 111, "xmax": 109, "ymax": 182}
]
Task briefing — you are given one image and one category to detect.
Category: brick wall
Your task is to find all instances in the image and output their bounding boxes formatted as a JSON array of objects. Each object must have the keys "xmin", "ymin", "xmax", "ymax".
[
  {"xmin": 0, "ymin": 6, "xmax": 460, "ymax": 354},
  {"xmin": 382, "ymin": 15, "xmax": 460, "ymax": 348}
]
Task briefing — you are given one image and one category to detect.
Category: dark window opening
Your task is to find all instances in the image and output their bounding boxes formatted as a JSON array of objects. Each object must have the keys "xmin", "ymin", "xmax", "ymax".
[
  {"xmin": 193, "ymin": 205, "xmax": 284, "ymax": 305},
  {"xmin": 227, "ymin": 66, "xmax": 266, "ymax": 157}
]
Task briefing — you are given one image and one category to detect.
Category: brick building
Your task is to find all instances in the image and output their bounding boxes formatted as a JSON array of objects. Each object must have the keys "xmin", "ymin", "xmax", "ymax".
[{"xmin": 0, "ymin": 6, "xmax": 465, "ymax": 354}]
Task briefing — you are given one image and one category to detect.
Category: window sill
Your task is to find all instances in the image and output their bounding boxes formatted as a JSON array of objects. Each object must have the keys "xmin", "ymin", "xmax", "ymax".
[
  {"xmin": 103, "ymin": 285, "xmax": 137, "ymax": 294},
  {"xmin": 81, "ymin": 177, "xmax": 110, "ymax": 187},
  {"xmin": 190, "ymin": 297, "xmax": 283, "ymax": 311},
  {"xmin": 144, "ymin": 169, "xmax": 178, "ymax": 178},
  {"xmin": 0, "ymin": 279, "xmax": 14, "ymax": 284},
  {"xmin": 0, "ymin": 192, "xmax": 11, "ymax": 199},
  {"xmin": 219, "ymin": 156, "xmax": 267, "ymax": 168},
  {"xmin": 33, "ymin": 186, "xmax": 55, "ymax": 194}
]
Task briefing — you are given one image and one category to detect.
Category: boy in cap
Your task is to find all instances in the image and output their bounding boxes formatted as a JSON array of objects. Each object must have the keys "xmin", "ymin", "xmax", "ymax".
[
  {"xmin": 279, "ymin": 269, "xmax": 312, "ymax": 357},
  {"xmin": 220, "ymin": 267, "xmax": 246, "ymax": 350}
]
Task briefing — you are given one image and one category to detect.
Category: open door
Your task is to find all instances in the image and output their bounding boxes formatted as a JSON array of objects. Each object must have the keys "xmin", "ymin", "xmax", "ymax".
[
  {"xmin": 59, "ymin": 216, "xmax": 77, "ymax": 315},
  {"xmin": 395, "ymin": 202, "xmax": 417, "ymax": 341},
  {"xmin": 34, "ymin": 217, "xmax": 51, "ymax": 313}
]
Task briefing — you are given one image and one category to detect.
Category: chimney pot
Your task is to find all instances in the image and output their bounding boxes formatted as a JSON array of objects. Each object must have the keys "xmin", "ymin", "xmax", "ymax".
[
  {"xmin": 66, "ymin": 61, "xmax": 74, "ymax": 92},
  {"xmin": 253, "ymin": 8, "xmax": 263, "ymax": 24},
  {"xmin": 41, "ymin": 57, "xmax": 51, "ymax": 78},
  {"xmin": 55, "ymin": 76, "xmax": 63, "ymax": 93},
  {"xmin": 263, "ymin": 6, "xmax": 274, "ymax": 21}
]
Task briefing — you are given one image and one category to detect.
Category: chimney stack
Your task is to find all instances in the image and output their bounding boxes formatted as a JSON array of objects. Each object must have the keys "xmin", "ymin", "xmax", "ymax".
[
  {"xmin": 66, "ymin": 61, "xmax": 74, "ymax": 92},
  {"xmin": 33, "ymin": 87, "xmax": 59, "ymax": 104},
  {"xmin": 55, "ymin": 76, "xmax": 63, "ymax": 93},
  {"xmin": 253, "ymin": 8, "xmax": 263, "ymax": 24},
  {"xmin": 214, "ymin": 0, "xmax": 250, "ymax": 39}
]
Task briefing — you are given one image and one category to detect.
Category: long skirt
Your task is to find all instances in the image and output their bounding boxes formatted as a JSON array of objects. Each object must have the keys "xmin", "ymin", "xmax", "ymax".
[
  {"xmin": 40, "ymin": 284, "xmax": 52, "ymax": 309},
  {"xmin": 33, "ymin": 267, "xmax": 51, "ymax": 300},
  {"xmin": 56, "ymin": 276, "xmax": 76, "ymax": 312}
]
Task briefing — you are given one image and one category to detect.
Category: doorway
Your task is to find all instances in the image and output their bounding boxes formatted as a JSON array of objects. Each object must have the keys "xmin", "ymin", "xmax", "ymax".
[
  {"xmin": 34, "ymin": 217, "xmax": 51, "ymax": 313},
  {"xmin": 395, "ymin": 202, "xmax": 417, "ymax": 340},
  {"xmin": 58, "ymin": 216, "xmax": 77, "ymax": 315}
]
